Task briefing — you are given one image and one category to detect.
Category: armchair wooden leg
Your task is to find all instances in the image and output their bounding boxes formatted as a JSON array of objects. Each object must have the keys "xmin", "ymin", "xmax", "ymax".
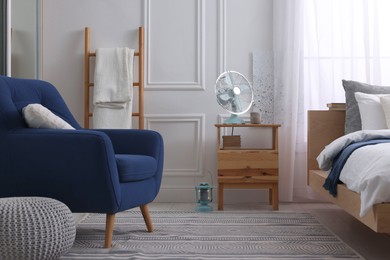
[
  {"xmin": 140, "ymin": 204, "xmax": 153, "ymax": 232},
  {"xmin": 104, "ymin": 213, "xmax": 115, "ymax": 248}
]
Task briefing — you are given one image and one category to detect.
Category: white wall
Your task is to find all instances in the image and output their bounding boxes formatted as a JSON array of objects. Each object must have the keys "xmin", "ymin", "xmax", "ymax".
[{"xmin": 41, "ymin": 0, "xmax": 273, "ymax": 203}]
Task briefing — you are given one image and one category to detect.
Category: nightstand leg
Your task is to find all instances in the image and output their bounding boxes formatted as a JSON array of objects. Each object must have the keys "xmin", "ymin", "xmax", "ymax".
[
  {"xmin": 218, "ymin": 183, "xmax": 224, "ymax": 210},
  {"xmin": 272, "ymin": 183, "xmax": 279, "ymax": 210},
  {"xmin": 268, "ymin": 189, "xmax": 273, "ymax": 205}
]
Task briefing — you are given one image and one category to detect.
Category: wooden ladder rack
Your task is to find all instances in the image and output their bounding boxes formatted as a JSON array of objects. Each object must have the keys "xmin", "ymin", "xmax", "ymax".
[{"xmin": 84, "ymin": 27, "xmax": 144, "ymax": 129}]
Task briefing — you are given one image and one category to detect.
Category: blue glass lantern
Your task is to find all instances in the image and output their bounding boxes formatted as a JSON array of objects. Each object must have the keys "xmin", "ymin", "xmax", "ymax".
[{"xmin": 195, "ymin": 182, "xmax": 213, "ymax": 212}]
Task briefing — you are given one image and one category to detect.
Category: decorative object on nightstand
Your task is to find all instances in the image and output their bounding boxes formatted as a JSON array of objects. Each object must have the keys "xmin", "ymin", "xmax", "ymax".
[
  {"xmin": 215, "ymin": 71, "xmax": 254, "ymax": 124},
  {"xmin": 222, "ymin": 135, "xmax": 241, "ymax": 149},
  {"xmin": 222, "ymin": 127, "xmax": 241, "ymax": 149},
  {"xmin": 215, "ymin": 124, "xmax": 281, "ymax": 211},
  {"xmin": 250, "ymin": 111, "xmax": 261, "ymax": 124}
]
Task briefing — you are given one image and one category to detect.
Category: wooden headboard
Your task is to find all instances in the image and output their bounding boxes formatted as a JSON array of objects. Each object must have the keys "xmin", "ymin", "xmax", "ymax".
[{"xmin": 307, "ymin": 107, "xmax": 346, "ymax": 183}]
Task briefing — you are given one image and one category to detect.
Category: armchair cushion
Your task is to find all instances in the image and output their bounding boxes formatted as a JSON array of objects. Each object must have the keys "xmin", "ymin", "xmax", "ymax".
[
  {"xmin": 22, "ymin": 104, "xmax": 75, "ymax": 130},
  {"xmin": 115, "ymin": 154, "xmax": 157, "ymax": 182}
]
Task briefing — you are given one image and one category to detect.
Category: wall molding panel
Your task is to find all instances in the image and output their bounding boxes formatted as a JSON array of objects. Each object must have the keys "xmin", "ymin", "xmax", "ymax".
[
  {"xmin": 145, "ymin": 114, "xmax": 205, "ymax": 176},
  {"xmin": 218, "ymin": 0, "xmax": 227, "ymax": 75},
  {"xmin": 144, "ymin": 0, "xmax": 205, "ymax": 90}
]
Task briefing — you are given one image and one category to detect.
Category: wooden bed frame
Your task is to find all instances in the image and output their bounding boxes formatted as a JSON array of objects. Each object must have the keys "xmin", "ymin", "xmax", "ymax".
[{"xmin": 307, "ymin": 106, "xmax": 390, "ymax": 233}]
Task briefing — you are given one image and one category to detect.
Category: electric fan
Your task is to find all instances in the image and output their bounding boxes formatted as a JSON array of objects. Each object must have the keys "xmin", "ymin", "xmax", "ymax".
[{"xmin": 215, "ymin": 71, "xmax": 254, "ymax": 124}]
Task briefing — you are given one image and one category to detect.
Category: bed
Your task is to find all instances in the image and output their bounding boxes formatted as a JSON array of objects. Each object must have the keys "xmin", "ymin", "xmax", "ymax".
[{"xmin": 307, "ymin": 105, "xmax": 390, "ymax": 233}]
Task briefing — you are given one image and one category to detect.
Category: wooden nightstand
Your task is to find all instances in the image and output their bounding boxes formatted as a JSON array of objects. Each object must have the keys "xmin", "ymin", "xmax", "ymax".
[{"xmin": 215, "ymin": 124, "xmax": 281, "ymax": 210}]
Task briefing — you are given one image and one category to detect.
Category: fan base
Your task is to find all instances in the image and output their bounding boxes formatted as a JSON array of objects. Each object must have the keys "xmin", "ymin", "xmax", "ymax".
[{"xmin": 223, "ymin": 114, "xmax": 245, "ymax": 124}]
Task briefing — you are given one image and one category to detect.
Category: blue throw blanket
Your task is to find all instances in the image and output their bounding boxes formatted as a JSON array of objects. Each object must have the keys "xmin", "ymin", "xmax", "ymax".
[{"xmin": 323, "ymin": 139, "xmax": 390, "ymax": 196}]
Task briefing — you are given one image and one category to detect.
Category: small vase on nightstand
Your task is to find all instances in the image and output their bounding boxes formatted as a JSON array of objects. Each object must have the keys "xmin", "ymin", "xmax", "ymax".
[{"xmin": 250, "ymin": 112, "xmax": 261, "ymax": 124}]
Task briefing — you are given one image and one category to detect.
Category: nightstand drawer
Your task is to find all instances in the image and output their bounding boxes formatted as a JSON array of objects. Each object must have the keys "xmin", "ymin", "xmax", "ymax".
[
  {"xmin": 218, "ymin": 168, "xmax": 278, "ymax": 177},
  {"xmin": 218, "ymin": 175, "xmax": 278, "ymax": 184},
  {"xmin": 217, "ymin": 150, "xmax": 278, "ymax": 170}
]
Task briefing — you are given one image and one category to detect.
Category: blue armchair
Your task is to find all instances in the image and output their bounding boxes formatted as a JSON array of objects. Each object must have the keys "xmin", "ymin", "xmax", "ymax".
[{"xmin": 0, "ymin": 76, "xmax": 164, "ymax": 248}]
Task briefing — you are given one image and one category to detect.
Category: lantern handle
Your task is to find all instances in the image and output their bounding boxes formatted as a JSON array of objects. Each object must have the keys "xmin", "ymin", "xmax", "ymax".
[
  {"xmin": 206, "ymin": 169, "xmax": 214, "ymax": 188},
  {"xmin": 194, "ymin": 169, "xmax": 214, "ymax": 188}
]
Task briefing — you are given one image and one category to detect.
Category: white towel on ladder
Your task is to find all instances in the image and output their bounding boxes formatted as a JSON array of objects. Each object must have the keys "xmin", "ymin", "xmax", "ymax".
[{"xmin": 93, "ymin": 47, "xmax": 134, "ymax": 129}]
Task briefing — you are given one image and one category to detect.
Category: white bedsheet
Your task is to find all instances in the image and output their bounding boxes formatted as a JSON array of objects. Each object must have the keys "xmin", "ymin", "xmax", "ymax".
[{"xmin": 317, "ymin": 129, "xmax": 390, "ymax": 217}]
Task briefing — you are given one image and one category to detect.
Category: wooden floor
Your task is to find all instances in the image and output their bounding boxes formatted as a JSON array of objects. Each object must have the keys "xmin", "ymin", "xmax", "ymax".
[{"xmin": 74, "ymin": 202, "xmax": 390, "ymax": 259}]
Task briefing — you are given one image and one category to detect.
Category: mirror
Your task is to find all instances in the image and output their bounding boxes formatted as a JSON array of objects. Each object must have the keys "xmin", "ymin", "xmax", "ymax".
[
  {"xmin": 0, "ymin": 0, "xmax": 41, "ymax": 78},
  {"xmin": 11, "ymin": 0, "xmax": 41, "ymax": 79}
]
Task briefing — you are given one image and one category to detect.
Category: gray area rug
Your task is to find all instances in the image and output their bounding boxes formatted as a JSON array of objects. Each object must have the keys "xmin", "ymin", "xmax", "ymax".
[{"xmin": 61, "ymin": 211, "xmax": 362, "ymax": 259}]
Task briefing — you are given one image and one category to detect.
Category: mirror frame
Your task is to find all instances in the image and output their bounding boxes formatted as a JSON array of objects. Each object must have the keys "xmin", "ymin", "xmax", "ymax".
[
  {"xmin": 1, "ymin": 0, "xmax": 11, "ymax": 76},
  {"xmin": 1, "ymin": 0, "xmax": 42, "ymax": 78}
]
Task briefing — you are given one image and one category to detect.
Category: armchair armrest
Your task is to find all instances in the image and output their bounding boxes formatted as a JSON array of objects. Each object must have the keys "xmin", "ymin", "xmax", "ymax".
[
  {"xmin": 95, "ymin": 129, "xmax": 164, "ymax": 158},
  {"xmin": 1, "ymin": 128, "xmax": 121, "ymax": 213},
  {"xmin": 96, "ymin": 129, "xmax": 164, "ymax": 191}
]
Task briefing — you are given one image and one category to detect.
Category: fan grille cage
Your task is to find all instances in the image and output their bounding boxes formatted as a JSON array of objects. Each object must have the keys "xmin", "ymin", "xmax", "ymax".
[{"xmin": 215, "ymin": 71, "xmax": 253, "ymax": 115}]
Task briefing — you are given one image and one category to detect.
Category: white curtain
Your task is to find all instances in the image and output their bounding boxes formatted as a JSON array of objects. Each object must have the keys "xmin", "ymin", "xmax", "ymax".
[
  {"xmin": 273, "ymin": 0, "xmax": 309, "ymax": 202},
  {"xmin": 304, "ymin": 0, "xmax": 390, "ymax": 110},
  {"xmin": 274, "ymin": 0, "xmax": 390, "ymax": 202}
]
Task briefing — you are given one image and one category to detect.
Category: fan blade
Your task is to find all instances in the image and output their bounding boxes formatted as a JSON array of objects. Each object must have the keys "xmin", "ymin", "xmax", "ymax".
[
  {"xmin": 217, "ymin": 92, "xmax": 233, "ymax": 106},
  {"xmin": 217, "ymin": 93, "xmax": 232, "ymax": 102},
  {"xmin": 231, "ymin": 96, "xmax": 242, "ymax": 112},
  {"xmin": 239, "ymin": 84, "xmax": 250, "ymax": 92},
  {"xmin": 225, "ymin": 72, "xmax": 233, "ymax": 87}
]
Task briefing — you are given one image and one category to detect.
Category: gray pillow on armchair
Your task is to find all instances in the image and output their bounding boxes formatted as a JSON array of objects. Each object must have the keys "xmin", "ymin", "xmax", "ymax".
[{"xmin": 343, "ymin": 80, "xmax": 390, "ymax": 134}]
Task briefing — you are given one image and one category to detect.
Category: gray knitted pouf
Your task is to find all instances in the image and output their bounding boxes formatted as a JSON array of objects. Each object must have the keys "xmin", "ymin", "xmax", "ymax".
[{"xmin": 0, "ymin": 197, "xmax": 76, "ymax": 260}]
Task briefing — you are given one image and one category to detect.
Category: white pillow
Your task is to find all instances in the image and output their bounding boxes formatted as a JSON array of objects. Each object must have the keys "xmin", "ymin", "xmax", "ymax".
[
  {"xmin": 22, "ymin": 104, "xmax": 75, "ymax": 130},
  {"xmin": 354, "ymin": 92, "xmax": 390, "ymax": 130},
  {"xmin": 380, "ymin": 95, "xmax": 390, "ymax": 129}
]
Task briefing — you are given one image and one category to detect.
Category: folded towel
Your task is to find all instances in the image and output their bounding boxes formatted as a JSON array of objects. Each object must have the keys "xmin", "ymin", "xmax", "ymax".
[
  {"xmin": 93, "ymin": 103, "xmax": 133, "ymax": 129},
  {"xmin": 93, "ymin": 47, "xmax": 134, "ymax": 109},
  {"xmin": 93, "ymin": 47, "xmax": 134, "ymax": 129}
]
